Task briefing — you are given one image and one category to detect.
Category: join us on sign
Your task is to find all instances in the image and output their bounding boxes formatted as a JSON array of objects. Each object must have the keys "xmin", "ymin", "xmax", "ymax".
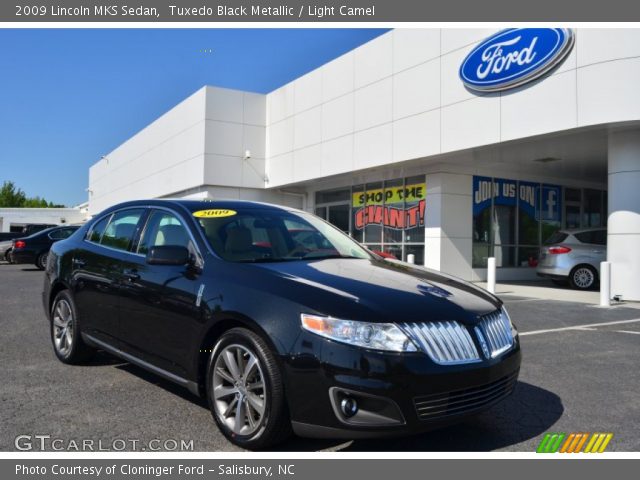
[{"xmin": 474, "ymin": 179, "xmax": 536, "ymax": 209}]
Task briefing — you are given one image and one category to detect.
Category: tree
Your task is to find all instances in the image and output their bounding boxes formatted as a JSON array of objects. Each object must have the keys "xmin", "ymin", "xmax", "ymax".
[
  {"xmin": 0, "ymin": 181, "xmax": 66, "ymax": 208},
  {"xmin": 0, "ymin": 181, "xmax": 26, "ymax": 207}
]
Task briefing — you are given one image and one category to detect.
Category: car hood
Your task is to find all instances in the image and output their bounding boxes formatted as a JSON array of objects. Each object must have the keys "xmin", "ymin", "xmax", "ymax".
[{"xmin": 247, "ymin": 257, "xmax": 501, "ymax": 325}]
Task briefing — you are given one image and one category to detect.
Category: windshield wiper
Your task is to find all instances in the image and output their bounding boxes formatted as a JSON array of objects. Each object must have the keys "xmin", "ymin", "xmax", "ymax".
[
  {"xmin": 300, "ymin": 253, "xmax": 363, "ymax": 260},
  {"xmin": 235, "ymin": 257, "xmax": 299, "ymax": 263}
]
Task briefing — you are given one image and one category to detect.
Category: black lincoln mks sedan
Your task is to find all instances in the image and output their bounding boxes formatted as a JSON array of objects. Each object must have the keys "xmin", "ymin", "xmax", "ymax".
[{"xmin": 43, "ymin": 199, "xmax": 521, "ymax": 449}]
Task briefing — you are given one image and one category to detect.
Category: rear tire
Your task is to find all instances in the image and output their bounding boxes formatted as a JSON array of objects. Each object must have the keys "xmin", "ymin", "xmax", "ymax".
[
  {"xmin": 569, "ymin": 265, "xmax": 598, "ymax": 290},
  {"xmin": 36, "ymin": 252, "xmax": 48, "ymax": 270},
  {"xmin": 50, "ymin": 290, "xmax": 95, "ymax": 364},
  {"xmin": 206, "ymin": 327, "xmax": 291, "ymax": 450}
]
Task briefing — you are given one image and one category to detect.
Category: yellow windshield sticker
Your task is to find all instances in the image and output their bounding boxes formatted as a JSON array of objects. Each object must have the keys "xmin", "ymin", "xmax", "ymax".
[{"xmin": 193, "ymin": 209, "xmax": 237, "ymax": 218}]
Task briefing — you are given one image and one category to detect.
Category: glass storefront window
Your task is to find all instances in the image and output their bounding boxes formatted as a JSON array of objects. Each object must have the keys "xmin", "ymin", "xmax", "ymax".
[
  {"xmin": 404, "ymin": 175, "xmax": 426, "ymax": 244},
  {"xmin": 363, "ymin": 182, "xmax": 383, "ymax": 244},
  {"xmin": 315, "ymin": 189, "xmax": 350, "ymax": 204},
  {"xmin": 382, "ymin": 178, "xmax": 404, "ymax": 247},
  {"xmin": 350, "ymin": 184, "xmax": 365, "ymax": 242},
  {"xmin": 494, "ymin": 245, "xmax": 516, "ymax": 267},
  {"xmin": 473, "ymin": 175, "xmax": 600, "ymax": 269},
  {"xmin": 327, "ymin": 204, "xmax": 350, "ymax": 233},
  {"xmin": 405, "ymin": 245, "xmax": 424, "ymax": 265},
  {"xmin": 517, "ymin": 181, "xmax": 539, "ymax": 246},
  {"xmin": 317, "ymin": 177, "xmax": 426, "ymax": 265},
  {"xmin": 583, "ymin": 189, "xmax": 604, "ymax": 227}
]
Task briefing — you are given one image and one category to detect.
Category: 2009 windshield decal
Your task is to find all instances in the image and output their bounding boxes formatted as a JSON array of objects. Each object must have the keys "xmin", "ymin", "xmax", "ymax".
[
  {"xmin": 460, "ymin": 28, "xmax": 574, "ymax": 92},
  {"xmin": 193, "ymin": 209, "xmax": 236, "ymax": 218}
]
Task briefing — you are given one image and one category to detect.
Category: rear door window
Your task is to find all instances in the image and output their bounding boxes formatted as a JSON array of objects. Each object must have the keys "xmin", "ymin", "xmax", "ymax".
[
  {"xmin": 87, "ymin": 215, "xmax": 111, "ymax": 243},
  {"xmin": 592, "ymin": 229, "xmax": 607, "ymax": 245},
  {"xmin": 100, "ymin": 209, "xmax": 145, "ymax": 251},
  {"xmin": 575, "ymin": 230, "xmax": 607, "ymax": 245},
  {"xmin": 49, "ymin": 228, "xmax": 76, "ymax": 240},
  {"xmin": 544, "ymin": 231, "xmax": 568, "ymax": 245}
]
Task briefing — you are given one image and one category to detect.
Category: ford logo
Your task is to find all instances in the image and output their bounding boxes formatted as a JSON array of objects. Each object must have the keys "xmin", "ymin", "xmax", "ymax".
[{"xmin": 459, "ymin": 28, "xmax": 574, "ymax": 92}]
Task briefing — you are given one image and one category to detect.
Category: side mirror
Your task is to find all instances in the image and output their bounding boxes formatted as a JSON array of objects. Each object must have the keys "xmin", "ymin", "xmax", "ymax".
[{"xmin": 146, "ymin": 245, "xmax": 190, "ymax": 266}]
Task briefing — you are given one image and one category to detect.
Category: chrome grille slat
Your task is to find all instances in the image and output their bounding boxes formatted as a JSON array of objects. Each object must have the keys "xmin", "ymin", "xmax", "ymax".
[
  {"xmin": 477, "ymin": 309, "xmax": 514, "ymax": 358},
  {"xmin": 401, "ymin": 321, "xmax": 480, "ymax": 365},
  {"xmin": 413, "ymin": 371, "xmax": 519, "ymax": 421}
]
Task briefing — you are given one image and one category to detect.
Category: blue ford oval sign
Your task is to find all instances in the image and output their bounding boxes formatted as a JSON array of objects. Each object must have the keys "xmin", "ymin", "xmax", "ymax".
[{"xmin": 459, "ymin": 28, "xmax": 574, "ymax": 92}]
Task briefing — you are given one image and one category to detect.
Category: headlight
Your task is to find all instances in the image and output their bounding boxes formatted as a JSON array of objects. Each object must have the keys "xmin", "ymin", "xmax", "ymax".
[
  {"xmin": 300, "ymin": 314, "xmax": 417, "ymax": 352},
  {"xmin": 502, "ymin": 306, "xmax": 518, "ymax": 337}
]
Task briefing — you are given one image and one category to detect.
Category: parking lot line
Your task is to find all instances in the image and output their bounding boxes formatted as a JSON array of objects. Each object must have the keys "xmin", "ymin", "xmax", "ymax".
[
  {"xmin": 614, "ymin": 330, "xmax": 640, "ymax": 335},
  {"xmin": 519, "ymin": 318, "xmax": 640, "ymax": 336}
]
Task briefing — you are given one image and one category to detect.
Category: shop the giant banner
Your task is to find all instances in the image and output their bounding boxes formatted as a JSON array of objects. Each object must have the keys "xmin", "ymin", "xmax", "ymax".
[
  {"xmin": 473, "ymin": 176, "xmax": 562, "ymax": 222},
  {"xmin": 353, "ymin": 183, "xmax": 426, "ymax": 230}
]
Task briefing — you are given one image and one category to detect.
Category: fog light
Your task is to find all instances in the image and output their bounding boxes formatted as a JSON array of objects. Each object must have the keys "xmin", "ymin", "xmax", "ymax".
[{"xmin": 340, "ymin": 397, "xmax": 358, "ymax": 418}]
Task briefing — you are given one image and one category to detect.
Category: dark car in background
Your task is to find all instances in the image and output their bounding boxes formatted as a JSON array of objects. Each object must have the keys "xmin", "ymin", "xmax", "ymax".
[
  {"xmin": 0, "ymin": 223, "xmax": 57, "ymax": 242},
  {"xmin": 12, "ymin": 225, "xmax": 79, "ymax": 269},
  {"xmin": 43, "ymin": 200, "xmax": 520, "ymax": 449}
]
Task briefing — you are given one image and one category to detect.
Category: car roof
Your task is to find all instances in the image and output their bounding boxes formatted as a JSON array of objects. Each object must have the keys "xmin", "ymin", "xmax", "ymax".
[
  {"xmin": 100, "ymin": 199, "xmax": 302, "ymax": 215},
  {"xmin": 21, "ymin": 225, "xmax": 79, "ymax": 239},
  {"xmin": 560, "ymin": 227, "xmax": 607, "ymax": 234}
]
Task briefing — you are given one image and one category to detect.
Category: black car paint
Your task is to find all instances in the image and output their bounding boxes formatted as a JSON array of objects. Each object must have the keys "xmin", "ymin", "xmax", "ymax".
[
  {"xmin": 44, "ymin": 199, "xmax": 520, "ymax": 438},
  {"xmin": 12, "ymin": 226, "xmax": 79, "ymax": 265}
]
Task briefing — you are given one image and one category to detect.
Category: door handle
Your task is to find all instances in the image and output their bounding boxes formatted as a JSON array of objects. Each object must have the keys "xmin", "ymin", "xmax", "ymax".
[
  {"xmin": 122, "ymin": 269, "xmax": 140, "ymax": 282},
  {"xmin": 72, "ymin": 258, "xmax": 86, "ymax": 268}
]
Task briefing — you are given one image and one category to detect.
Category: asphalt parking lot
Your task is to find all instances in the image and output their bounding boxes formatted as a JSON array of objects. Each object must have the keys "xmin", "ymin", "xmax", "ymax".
[{"xmin": 1, "ymin": 262, "xmax": 639, "ymax": 452}]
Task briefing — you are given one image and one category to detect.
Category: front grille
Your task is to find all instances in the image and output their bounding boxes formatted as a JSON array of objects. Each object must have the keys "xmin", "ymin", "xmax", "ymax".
[
  {"xmin": 413, "ymin": 371, "xmax": 519, "ymax": 421},
  {"xmin": 400, "ymin": 321, "xmax": 480, "ymax": 365},
  {"xmin": 475, "ymin": 309, "xmax": 514, "ymax": 358}
]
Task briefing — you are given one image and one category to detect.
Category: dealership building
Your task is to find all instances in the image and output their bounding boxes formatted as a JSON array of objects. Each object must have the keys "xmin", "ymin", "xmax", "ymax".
[{"xmin": 88, "ymin": 28, "xmax": 640, "ymax": 301}]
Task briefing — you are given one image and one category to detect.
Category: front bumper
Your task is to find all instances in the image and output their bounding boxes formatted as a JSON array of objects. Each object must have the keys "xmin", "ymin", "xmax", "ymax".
[{"xmin": 284, "ymin": 331, "xmax": 522, "ymax": 439}]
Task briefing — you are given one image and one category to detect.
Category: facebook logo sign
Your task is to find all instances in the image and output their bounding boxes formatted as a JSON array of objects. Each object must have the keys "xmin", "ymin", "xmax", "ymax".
[{"xmin": 540, "ymin": 185, "xmax": 562, "ymax": 222}]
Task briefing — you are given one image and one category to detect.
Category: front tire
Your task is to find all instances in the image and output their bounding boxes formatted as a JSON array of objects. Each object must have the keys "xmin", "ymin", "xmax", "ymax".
[
  {"xmin": 206, "ymin": 327, "xmax": 291, "ymax": 450},
  {"xmin": 50, "ymin": 290, "xmax": 95, "ymax": 364},
  {"xmin": 36, "ymin": 252, "xmax": 48, "ymax": 270},
  {"xmin": 569, "ymin": 265, "xmax": 598, "ymax": 290}
]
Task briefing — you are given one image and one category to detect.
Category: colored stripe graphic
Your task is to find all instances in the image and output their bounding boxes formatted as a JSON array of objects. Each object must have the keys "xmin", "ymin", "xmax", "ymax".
[
  {"xmin": 537, "ymin": 432, "xmax": 613, "ymax": 453},
  {"xmin": 560, "ymin": 433, "xmax": 589, "ymax": 453},
  {"xmin": 585, "ymin": 433, "xmax": 614, "ymax": 453},
  {"xmin": 536, "ymin": 433, "xmax": 566, "ymax": 453}
]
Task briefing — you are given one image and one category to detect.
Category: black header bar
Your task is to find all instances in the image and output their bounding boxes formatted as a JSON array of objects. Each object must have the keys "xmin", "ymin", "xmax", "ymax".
[{"xmin": 4, "ymin": 1, "xmax": 640, "ymax": 22}]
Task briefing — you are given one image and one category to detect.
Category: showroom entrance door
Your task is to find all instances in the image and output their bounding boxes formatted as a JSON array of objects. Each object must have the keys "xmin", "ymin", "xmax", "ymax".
[{"xmin": 315, "ymin": 203, "xmax": 351, "ymax": 234}]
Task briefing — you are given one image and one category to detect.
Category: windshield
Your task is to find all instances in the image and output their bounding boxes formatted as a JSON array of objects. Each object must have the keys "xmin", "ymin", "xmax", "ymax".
[{"xmin": 194, "ymin": 208, "xmax": 371, "ymax": 263}]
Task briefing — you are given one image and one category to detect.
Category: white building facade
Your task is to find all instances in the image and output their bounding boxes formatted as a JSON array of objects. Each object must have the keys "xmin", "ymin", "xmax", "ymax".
[
  {"xmin": 88, "ymin": 28, "xmax": 640, "ymax": 301},
  {"xmin": 0, "ymin": 206, "xmax": 88, "ymax": 232}
]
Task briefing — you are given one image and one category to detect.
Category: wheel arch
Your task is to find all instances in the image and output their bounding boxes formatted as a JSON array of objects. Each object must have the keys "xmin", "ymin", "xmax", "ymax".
[
  {"xmin": 570, "ymin": 262, "xmax": 600, "ymax": 279},
  {"xmin": 47, "ymin": 280, "xmax": 71, "ymax": 319},
  {"xmin": 194, "ymin": 314, "xmax": 283, "ymax": 397}
]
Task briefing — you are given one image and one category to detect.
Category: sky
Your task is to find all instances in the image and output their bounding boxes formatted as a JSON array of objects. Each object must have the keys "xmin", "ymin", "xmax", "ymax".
[{"xmin": 0, "ymin": 28, "xmax": 389, "ymax": 207}]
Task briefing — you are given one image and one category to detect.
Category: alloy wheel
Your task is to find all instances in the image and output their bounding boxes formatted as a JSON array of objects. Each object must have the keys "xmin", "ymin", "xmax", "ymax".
[
  {"xmin": 52, "ymin": 299, "xmax": 74, "ymax": 356},
  {"xmin": 573, "ymin": 267, "xmax": 595, "ymax": 289},
  {"xmin": 38, "ymin": 253, "xmax": 48, "ymax": 269},
  {"xmin": 212, "ymin": 344, "xmax": 267, "ymax": 436}
]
